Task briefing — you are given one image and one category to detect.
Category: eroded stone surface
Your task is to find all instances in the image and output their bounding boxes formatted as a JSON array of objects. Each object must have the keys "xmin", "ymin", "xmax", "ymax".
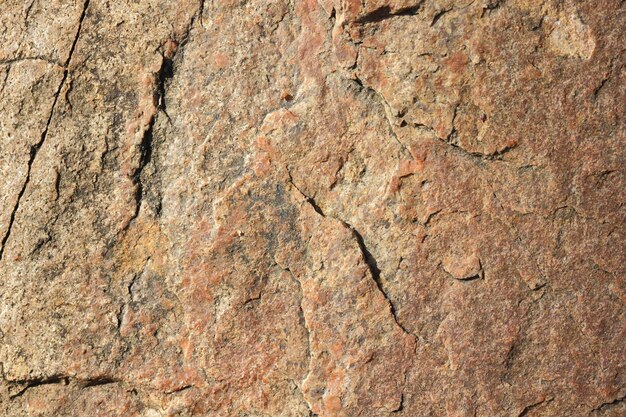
[{"xmin": 1, "ymin": 0, "xmax": 624, "ymax": 416}]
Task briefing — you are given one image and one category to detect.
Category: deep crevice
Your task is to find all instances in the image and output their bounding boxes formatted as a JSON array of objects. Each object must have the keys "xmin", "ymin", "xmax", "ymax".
[
  {"xmin": 125, "ymin": 0, "xmax": 203, "ymax": 227},
  {"xmin": 355, "ymin": 4, "xmax": 423, "ymax": 24},
  {"xmin": 0, "ymin": 0, "xmax": 90, "ymax": 261},
  {"xmin": 340, "ymin": 220, "xmax": 415, "ymax": 340},
  {"xmin": 155, "ymin": 54, "xmax": 174, "ymax": 120},
  {"xmin": 129, "ymin": 49, "xmax": 175, "ymax": 223},
  {"xmin": 391, "ymin": 393, "xmax": 404, "ymax": 413},
  {"xmin": 9, "ymin": 375, "xmax": 70, "ymax": 399},
  {"xmin": 431, "ymin": 7, "xmax": 453, "ymax": 26},
  {"xmin": 130, "ymin": 116, "xmax": 155, "ymax": 221},
  {"xmin": 198, "ymin": 0, "xmax": 206, "ymax": 24},
  {"xmin": 591, "ymin": 393, "xmax": 626, "ymax": 413},
  {"xmin": 82, "ymin": 377, "xmax": 121, "ymax": 388}
]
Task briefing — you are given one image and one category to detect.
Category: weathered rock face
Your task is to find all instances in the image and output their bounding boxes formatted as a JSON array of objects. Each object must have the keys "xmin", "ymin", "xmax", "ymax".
[{"xmin": 0, "ymin": 0, "xmax": 624, "ymax": 416}]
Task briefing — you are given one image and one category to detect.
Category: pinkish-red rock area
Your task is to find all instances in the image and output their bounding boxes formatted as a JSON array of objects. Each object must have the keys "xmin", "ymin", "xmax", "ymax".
[{"xmin": 0, "ymin": 1, "xmax": 624, "ymax": 416}]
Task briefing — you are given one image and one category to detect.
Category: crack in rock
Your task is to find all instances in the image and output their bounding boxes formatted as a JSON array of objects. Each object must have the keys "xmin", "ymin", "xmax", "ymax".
[
  {"xmin": 340, "ymin": 220, "xmax": 416, "ymax": 341},
  {"xmin": 355, "ymin": 3, "xmax": 424, "ymax": 24},
  {"xmin": 288, "ymin": 173, "xmax": 417, "ymax": 342},
  {"xmin": 517, "ymin": 397, "xmax": 553, "ymax": 417},
  {"xmin": 9, "ymin": 374, "xmax": 122, "ymax": 399},
  {"xmin": 591, "ymin": 393, "xmax": 626, "ymax": 413},
  {"xmin": 0, "ymin": 0, "xmax": 90, "ymax": 261}
]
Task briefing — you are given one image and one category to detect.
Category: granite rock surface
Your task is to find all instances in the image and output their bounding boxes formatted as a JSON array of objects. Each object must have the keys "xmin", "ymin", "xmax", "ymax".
[{"xmin": 0, "ymin": 1, "xmax": 624, "ymax": 416}]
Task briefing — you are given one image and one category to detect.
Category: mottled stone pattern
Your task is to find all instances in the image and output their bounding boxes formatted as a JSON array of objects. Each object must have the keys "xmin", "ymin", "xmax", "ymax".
[{"xmin": 0, "ymin": 0, "xmax": 624, "ymax": 416}]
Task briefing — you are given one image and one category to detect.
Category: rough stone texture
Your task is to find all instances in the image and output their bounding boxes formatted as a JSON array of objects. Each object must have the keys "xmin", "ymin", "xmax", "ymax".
[{"xmin": 0, "ymin": 0, "xmax": 624, "ymax": 416}]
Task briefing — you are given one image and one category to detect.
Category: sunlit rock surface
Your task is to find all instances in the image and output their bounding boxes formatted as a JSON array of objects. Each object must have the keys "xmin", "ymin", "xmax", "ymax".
[{"xmin": 1, "ymin": 1, "xmax": 624, "ymax": 416}]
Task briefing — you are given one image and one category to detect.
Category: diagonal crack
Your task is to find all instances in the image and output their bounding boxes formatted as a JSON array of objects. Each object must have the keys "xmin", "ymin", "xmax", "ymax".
[
  {"xmin": 287, "ymin": 170, "xmax": 417, "ymax": 342},
  {"xmin": 352, "ymin": 76, "xmax": 415, "ymax": 161},
  {"xmin": 0, "ymin": 66, "xmax": 9, "ymax": 95},
  {"xmin": 129, "ymin": 54, "xmax": 167, "ymax": 222},
  {"xmin": 199, "ymin": 0, "xmax": 206, "ymax": 24},
  {"xmin": 0, "ymin": 0, "xmax": 90, "ymax": 261},
  {"xmin": 287, "ymin": 174, "xmax": 415, "ymax": 412},
  {"xmin": 287, "ymin": 171, "xmax": 325, "ymax": 216},
  {"xmin": 126, "ymin": 2, "xmax": 203, "ymax": 226},
  {"xmin": 127, "ymin": 48, "xmax": 175, "ymax": 224},
  {"xmin": 431, "ymin": 6, "xmax": 453, "ymax": 26},
  {"xmin": 341, "ymin": 220, "xmax": 416, "ymax": 341}
]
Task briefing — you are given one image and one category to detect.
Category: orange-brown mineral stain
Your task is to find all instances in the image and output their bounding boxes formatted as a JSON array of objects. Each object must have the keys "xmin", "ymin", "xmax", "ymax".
[
  {"xmin": 443, "ymin": 52, "xmax": 469, "ymax": 77},
  {"xmin": 324, "ymin": 394, "xmax": 343, "ymax": 413},
  {"xmin": 213, "ymin": 52, "xmax": 230, "ymax": 70},
  {"xmin": 254, "ymin": 135, "xmax": 276, "ymax": 176},
  {"xmin": 295, "ymin": 0, "xmax": 327, "ymax": 83},
  {"xmin": 111, "ymin": 217, "xmax": 169, "ymax": 280}
]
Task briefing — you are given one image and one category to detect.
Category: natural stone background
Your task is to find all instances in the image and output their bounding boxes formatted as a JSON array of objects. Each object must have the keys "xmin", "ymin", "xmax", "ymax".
[{"xmin": 0, "ymin": 0, "xmax": 624, "ymax": 416}]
